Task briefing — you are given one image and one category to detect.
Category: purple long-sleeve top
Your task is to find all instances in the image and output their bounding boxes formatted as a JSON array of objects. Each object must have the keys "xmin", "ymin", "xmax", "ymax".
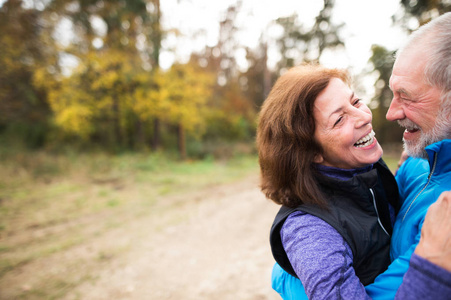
[
  {"xmin": 281, "ymin": 209, "xmax": 451, "ymax": 300},
  {"xmin": 281, "ymin": 210, "xmax": 371, "ymax": 299}
]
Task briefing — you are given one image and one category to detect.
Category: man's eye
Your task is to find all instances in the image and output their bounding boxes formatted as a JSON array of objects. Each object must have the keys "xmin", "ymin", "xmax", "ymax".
[
  {"xmin": 353, "ymin": 98, "xmax": 361, "ymax": 105},
  {"xmin": 333, "ymin": 116, "xmax": 343, "ymax": 127}
]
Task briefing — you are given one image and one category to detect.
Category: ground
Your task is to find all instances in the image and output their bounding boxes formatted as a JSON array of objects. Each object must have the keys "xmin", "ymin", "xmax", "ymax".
[{"xmin": 1, "ymin": 175, "xmax": 281, "ymax": 300}]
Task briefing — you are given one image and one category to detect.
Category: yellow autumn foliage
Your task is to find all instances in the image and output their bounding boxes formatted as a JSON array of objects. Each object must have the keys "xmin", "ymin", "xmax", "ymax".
[
  {"xmin": 54, "ymin": 105, "xmax": 93, "ymax": 139},
  {"xmin": 158, "ymin": 63, "xmax": 214, "ymax": 136},
  {"xmin": 42, "ymin": 48, "xmax": 214, "ymax": 141}
]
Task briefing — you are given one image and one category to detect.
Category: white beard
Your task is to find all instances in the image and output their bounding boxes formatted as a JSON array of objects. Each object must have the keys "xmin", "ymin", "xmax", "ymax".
[{"xmin": 400, "ymin": 106, "xmax": 451, "ymax": 158}]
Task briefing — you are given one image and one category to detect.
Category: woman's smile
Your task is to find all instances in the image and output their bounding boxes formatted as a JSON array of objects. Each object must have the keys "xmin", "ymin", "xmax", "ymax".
[
  {"xmin": 313, "ymin": 78, "xmax": 383, "ymax": 169},
  {"xmin": 354, "ymin": 130, "xmax": 376, "ymax": 148}
]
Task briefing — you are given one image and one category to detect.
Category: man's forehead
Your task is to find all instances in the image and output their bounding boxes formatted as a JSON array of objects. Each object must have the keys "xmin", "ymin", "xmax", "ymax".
[
  {"xmin": 391, "ymin": 48, "xmax": 428, "ymax": 83},
  {"xmin": 389, "ymin": 75, "xmax": 414, "ymax": 97}
]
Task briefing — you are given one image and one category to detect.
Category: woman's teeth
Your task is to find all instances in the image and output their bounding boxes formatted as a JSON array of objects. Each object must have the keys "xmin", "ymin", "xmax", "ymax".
[{"xmin": 354, "ymin": 130, "xmax": 375, "ymax": 148}]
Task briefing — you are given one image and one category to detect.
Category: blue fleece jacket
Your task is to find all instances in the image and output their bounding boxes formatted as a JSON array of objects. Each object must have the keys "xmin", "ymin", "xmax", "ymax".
[{"xmin": 366, "ymin": 140, "xmax": 451, "ymax": 299}]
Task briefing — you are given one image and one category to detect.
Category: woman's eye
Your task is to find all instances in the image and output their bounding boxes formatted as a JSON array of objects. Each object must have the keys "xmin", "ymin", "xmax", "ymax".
[
  {"xmin": 353, "ymin": 98, "xmax": 361, "ymax": 106},
  {"xmin": 333, "ymin": 116, "xmax": 343, "ymax": 127}
]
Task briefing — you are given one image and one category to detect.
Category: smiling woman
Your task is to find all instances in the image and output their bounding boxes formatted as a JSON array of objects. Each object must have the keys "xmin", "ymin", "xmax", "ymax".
[
  {"xmin": 256, "ymin": 64, "xmax": 400, "ymax": 299},
  {"xmin": 313, "ymin": 77, "xmax": 383, "ymax": 169}
]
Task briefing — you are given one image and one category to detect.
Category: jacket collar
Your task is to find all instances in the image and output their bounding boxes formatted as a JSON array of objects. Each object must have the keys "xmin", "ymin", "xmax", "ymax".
[{"xmin": 425, "ymin": 139, "xmax": 451, "ymax": 175}]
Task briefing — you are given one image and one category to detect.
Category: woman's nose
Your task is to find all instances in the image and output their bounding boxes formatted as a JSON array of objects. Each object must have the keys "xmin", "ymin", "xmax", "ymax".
[{"xmin": 354, "ymin": 109, "xmax": 372, "ymax": 128}]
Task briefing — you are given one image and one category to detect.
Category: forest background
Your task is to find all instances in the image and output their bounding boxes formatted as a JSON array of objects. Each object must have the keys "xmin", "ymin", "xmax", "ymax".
[
  {"xmin": 0, "ymin": 1, "xmax": 450, "ymax": 299},
  {"xmin": 1, "ymin": 0, "xmax": 449, "ymax": 159}
]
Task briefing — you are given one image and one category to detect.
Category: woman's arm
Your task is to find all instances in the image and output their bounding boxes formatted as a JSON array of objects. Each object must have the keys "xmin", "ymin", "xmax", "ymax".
[
  {"xmin": 281, "ymin": 211, "xmax": 371, "ymax": 300},
  {"xmin": 395, "ymin": 253, "xmax": 451, "ymax": 299}
]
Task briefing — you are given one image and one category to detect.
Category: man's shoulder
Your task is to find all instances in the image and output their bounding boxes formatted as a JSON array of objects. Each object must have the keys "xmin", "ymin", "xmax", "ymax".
[{"xmin": 397, "ymin": 157, "xmax": 429, "ymax": 180}]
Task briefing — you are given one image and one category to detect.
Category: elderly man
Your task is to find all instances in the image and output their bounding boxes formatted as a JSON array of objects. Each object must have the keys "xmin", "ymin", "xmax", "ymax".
[
  {"xmin": 365, "ymin": 11, "xmax": 451, "ymax": 299},
  {"xmin": 271, "ymin": 12, "xmax": 451, "ymax": 299}
]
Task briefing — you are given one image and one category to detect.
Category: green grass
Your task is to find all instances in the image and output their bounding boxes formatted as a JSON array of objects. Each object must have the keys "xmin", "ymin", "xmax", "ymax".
[
  {"xmin": 0, "ymin": 150, "xmax": 258, "ymax": 230},
  {"xmin": 0, "ymin": 147, "xmax": 259, "ymax": 299}
]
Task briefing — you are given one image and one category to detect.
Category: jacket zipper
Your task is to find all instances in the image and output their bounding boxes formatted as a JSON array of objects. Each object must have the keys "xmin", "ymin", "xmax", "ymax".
[
  {"xmin": 401, "ymin": 152, "xmax": 438, "ymax": 222},
  {"xmin": 369, "ymin": 188, "xmax": 390, "ymax": 236}
]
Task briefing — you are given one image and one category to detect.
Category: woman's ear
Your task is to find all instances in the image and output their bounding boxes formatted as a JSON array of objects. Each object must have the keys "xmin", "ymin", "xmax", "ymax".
[{"xmin": 314, "ymin": 154, "xmax": 324, "ymax": 164}]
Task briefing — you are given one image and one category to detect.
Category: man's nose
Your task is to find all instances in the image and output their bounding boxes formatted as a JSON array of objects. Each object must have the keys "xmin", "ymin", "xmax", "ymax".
[{"xmin": 386, "ymin": 97, "xmax": 405, "ymax": 121}]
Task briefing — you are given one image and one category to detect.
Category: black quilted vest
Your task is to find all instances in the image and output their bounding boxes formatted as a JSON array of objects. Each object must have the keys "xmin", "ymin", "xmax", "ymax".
[{"xmin": 269, "ymin": 160, "xmax": 400, "ymax": 285}]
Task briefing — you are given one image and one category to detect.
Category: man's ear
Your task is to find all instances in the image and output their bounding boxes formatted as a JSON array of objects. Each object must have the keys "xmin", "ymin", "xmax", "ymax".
[{"xmin": 313, "ymin": 154, "xmax": 324, "ymax": 164}]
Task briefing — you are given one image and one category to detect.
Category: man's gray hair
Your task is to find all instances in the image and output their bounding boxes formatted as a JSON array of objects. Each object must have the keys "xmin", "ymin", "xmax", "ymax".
[{"xmin": 398, "ymin": 12, "xmax": 451, "ymax": 103}]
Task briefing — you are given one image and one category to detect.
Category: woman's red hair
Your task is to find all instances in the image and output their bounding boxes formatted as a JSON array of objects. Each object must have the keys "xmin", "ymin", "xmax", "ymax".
[{"xmin": 256, "ymin": 64, "xmax": 350, "ymax": 208}]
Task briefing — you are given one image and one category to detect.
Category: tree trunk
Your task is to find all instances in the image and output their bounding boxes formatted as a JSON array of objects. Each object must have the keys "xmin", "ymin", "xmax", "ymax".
[
  {"xmin": 151, "ymin": 118, "xmax": 161, "ymax": 150},
  {"xmin": 177, "ymin": 123, "xmax": 186, "ymax": 160},
  {"xmin": 150, "ymin": 0, "xmax": 162, "ymax": 151},
  {"xmin": 135, "ymin": 119, "xmax": 145, "ymax": 148},
  {"xmin": 262, "ymin": 42, "xmax": 271, "ymax": 99},
  {"xmin": 112, "ymin": 96, "xmax": 122, "ymax": 147},
  {"xmin": 152, "ymin": 0, "xmax": 161, "ymax": 68}
]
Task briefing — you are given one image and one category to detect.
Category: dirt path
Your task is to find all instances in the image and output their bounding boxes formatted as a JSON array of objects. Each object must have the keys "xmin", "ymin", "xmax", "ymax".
[{"xmin": 54, "ymin": 175, "xmax": 281, "ymax": 300}]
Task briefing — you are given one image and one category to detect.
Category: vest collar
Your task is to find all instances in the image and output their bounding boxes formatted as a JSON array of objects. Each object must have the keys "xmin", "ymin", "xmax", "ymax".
[{"xmin": 316, "ymin": 164, "xmax": 379, "ymax": 191}]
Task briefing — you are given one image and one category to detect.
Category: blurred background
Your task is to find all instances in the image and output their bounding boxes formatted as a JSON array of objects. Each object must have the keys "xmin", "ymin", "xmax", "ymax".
[
  {"xmin": 1, "ymin": 0, "xmax": 450, "ymax": 157},
  {"xmin": 0, "ymin": 0, "xmax": 450, "ymax": 299}
]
